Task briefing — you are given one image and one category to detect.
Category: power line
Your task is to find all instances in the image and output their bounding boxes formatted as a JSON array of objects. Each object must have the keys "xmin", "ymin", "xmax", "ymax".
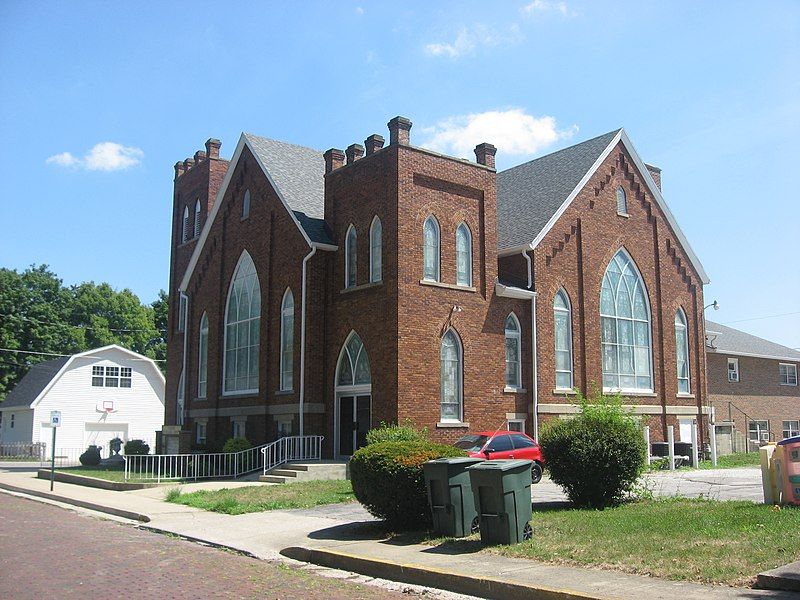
[
  {"xmin": 0, "ymin": 312, "xmax": 166, "ymax": 334},
  {"xmin": 722, "ymin": 311, "xmax": 800, "ymax": 325},
  {"xmin": 0, "ymin": 347, "xmax": 165, "ymax": 363}
]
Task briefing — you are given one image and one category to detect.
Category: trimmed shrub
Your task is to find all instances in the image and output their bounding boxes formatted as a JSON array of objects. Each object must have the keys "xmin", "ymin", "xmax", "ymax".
[
  {"xmin": 222, "ymin": 437, "xmax": 252, "ymax": 453},
  {"xmin": 79, "ymin": 445, "xmax": 102, "ymax": 466},
  {"xmin": 124, "ymin": 439, "xmax": 150, "ymax": 455},
  {"xmin": 540, "ymin": 391, "xmax": 647, "ymax": 508},
  {"xmin": 349, "ymin": 440, "xmax": 465, "ymax": 530},
  {"xmin": 365, "ymin": 420, "xmax": 428, "ymax": 445}
]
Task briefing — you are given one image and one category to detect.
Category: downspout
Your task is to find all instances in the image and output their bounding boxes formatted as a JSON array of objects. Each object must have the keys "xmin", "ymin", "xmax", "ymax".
[
  {"xmin": 521, "ymin": 249, "xmax": 539, "ymax": 442},
  {"xmin": 299, "ymin": 246, "xmax": 317, "ymax": 437},
  {"xmin": 179, "ymin": 290, "xmax": 189, "ymax": 428}
]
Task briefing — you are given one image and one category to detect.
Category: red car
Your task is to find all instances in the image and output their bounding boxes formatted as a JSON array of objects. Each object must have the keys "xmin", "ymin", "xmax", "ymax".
[{"xmin": 454, "ymin": 431, "xmax": 545, "ymax": 484}]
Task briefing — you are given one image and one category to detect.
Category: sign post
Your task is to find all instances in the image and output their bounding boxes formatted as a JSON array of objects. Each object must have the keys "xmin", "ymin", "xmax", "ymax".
[{"xmin": 49, "ymin": 410, "xmax": 61, "ymax": 491}]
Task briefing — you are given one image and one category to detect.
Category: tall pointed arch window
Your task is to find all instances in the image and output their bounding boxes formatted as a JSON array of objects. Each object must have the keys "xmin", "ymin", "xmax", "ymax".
[
  {"xmin": 194, "ymin": 200, "xmax": 201, "ymax": 238},
  {"xmin": 223, "ymin": 251, "xmax": 260, "ymax": 394},
  {"xmin": 345, "ymin": 225, "xmax": 357, "ymax": 288},
  {"xmin": 336, "ymin": 332, "xmax": 371, "ymax": 387},
  {"xmin": 198, "ymin": 313, "xmax": 208, "ymax": 398},
  {"xmin": 456, "ymin": 223, "xmax": 472, "ymax": 287},
  {"xmin": 675, "ymin": 309, "xmax": 691, "ymax": 394},
  {"xmin": 440, "ymin": 329, "xmax": 463, "ymax": 422},
  {"xmin": 242, "ymin": 189, "xmax": 251, "ymax": 219},
  {"xmin": 182, "ymin": 206, "xmax": 190, "ymax": 243},
  {"xmin": 370, "ymin": 216, "xmax": 382, "ymax": 283},
  {"xmin": 505, "ymin": 314, "xmax": 522, "ymax": 389},
  {"xmin": 554, "ymin": 289, "xmax": 573, "ymax": 390},
  {"xmin": 280, "ymin": 289, "xmax": 294, "ymax": 391},
  {"xmin": 176, "ymin": 370, "xmax": 185, "ymax": 426},
  {"xmin": 423, "ymin": 216, "xmax": 440, "ymax": 281},
  {"xmin": 600, "ymin": 249, "xmax": 652, "ymax": 392},
  {"xmin": 616, "ymin": 186, "xmax": 628, "ymax": 215}
]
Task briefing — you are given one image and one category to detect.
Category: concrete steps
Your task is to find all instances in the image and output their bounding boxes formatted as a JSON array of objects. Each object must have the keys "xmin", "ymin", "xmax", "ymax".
[{"xmin": 259, "ymin": 460, "xmax": 348, "ymax": 484}]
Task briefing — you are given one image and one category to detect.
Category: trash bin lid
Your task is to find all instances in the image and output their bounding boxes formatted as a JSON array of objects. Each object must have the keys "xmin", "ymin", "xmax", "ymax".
[
  {"xmin": 467, "ymin": 459, "xmax": 533, "ymax": 471},
  {"xmin": 426, "ymin": 457, "xmax": 485, "ymax": 466},
  {"xmin": 777, "ymin": 435, "xmax": 800, "ymax": 446}
]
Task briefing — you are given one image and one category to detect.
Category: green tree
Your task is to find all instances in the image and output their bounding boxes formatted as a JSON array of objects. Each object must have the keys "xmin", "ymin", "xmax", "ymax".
[{"xmin": 149, "ymin": 290, "xmax": 168, "ymax": 365}]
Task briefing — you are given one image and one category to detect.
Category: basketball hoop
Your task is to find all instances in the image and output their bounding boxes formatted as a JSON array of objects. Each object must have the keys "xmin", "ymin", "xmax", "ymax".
[{"xmin": 96, "ymin": 400, "xmax": 117, "ymax": 414}]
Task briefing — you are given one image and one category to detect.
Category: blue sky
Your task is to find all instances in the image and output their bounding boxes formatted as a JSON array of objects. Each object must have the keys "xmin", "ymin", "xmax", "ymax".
[{"xmin": 1, "ymin": 1, "xmax": 798, "ymax": 349}]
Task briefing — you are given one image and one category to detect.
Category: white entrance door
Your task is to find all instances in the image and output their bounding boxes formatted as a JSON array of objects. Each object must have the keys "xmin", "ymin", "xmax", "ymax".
[{"xmin": 679, "ymin": 419, "xmax": 693, "ymax": 442}]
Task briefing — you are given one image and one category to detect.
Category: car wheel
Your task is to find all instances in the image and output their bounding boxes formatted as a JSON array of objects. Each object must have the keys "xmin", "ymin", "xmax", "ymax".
[
  {"xmin": 522, "ymin": 522, "xmax": 533, "ymax": 541},
  {"xmin": 531, "ymin": 462, "xmax": 543, "ymax": 484},
  {"xmin": 470, "ymin": 516, "xmax": 480, "ymax": 534}
]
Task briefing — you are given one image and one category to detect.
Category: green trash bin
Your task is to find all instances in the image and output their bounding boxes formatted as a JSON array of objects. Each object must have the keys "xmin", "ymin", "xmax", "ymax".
[
  {"xmin": 467, "ymin": 459, "xmax": 533, "ymax": 545},
  {"xmin": 423, "ymin": 457, "xmax": 484, "ymax": 537}
]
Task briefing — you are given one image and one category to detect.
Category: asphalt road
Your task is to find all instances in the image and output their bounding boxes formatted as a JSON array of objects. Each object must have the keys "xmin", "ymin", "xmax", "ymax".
[{"xmin": 0, "ymin": 495, "xmax": 441, "ymax": 600}]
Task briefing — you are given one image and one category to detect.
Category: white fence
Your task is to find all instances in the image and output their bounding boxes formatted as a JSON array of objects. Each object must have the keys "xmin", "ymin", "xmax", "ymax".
[
  {"xmin": 262, "ymin": 435, "xmax": 324, "ymax": 474},
  {"xmin": 38, "ymin": 446, "xmax": 110, "ymax": 468},
  {"xmin": 1, "ymin": 442, "xmax": 47, "ymax": 461}
]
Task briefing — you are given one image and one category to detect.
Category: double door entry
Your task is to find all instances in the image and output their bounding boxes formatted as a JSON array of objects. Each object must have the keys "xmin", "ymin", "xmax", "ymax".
[{"xmin": 337, "ymin": 395, "xmax": 371, "ymax": 457}]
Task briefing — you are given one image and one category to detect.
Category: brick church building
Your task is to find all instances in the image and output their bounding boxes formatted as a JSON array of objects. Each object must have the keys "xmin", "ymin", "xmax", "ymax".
[{"xmin": 160, "ymin": 116, "xmax": 710, "ymax": 457}]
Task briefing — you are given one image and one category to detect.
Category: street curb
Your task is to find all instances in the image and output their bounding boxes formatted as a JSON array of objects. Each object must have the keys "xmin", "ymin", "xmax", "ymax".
[
  {"xmin": 756, "ymin": 566, "xmax": 800, "ymax": 593},
  {"xmin": 138, "ymin": 525, "xmax": 262, "ymax": 560},
  {"xmin": 36, "ymin": 469, "xmax": 158, "ymax": 491},
  {"xmin": 0, "ymin": 482, "xmax": 150, "ymax": 522},
  {"xmin": 280, "ymin": 546, "xmax": 605, "ymax": 600}
]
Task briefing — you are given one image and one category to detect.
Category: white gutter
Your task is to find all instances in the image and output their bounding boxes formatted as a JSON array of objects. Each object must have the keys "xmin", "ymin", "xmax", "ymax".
[
  {"xmin": 531, "ymin": 293, "xmax": 539, "ymax": 442},
  {"xmin": 522, "ymin": 250, "xmax": 533, "ymax": 289},
  {"xmin": 299, "ymin": 246, "xmax": 317, "ymax": 437}
]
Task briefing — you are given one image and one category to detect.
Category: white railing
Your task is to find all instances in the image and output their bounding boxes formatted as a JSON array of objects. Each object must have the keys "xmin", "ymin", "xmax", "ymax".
[
  {"xmin": 1, "ymin": 442, "xmax": 46, "ymax": 461},
  {"xmin": 38, "ymin": 446, "xmax": 112, "ymax": 467},
  {"xmin": 262, "ymin": 435, "xmax": 324, "ymax": 474}
]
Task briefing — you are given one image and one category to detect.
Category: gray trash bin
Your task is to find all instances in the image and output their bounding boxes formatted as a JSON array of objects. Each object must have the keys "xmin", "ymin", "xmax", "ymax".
[
  {"xmin": 467, "ymin": 459, "xmax": 533, "ymax": 545},
  {"xmin": 424, "ymin": 457, "xmax": 484, "ymax": 537}
]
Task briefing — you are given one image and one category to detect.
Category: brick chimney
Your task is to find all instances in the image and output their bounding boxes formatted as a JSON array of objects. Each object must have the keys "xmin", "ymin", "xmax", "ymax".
[
  {"xmin": 345, "ymin": 143, "xmax": 365, "ymax": 165},
  {"xmin": 324, "ymin": 148, "xmax": 345, "ymax": 173},
  {"xmin": 183, "ymin": 157, "xmax": 195, "ymax": 171},
  {"xmin": 387, "ymin": 116, "xmax": 412, "ymax": 146},
  {"xmin": 474, "ymin": 143, "xmax": 497, "ymax": 169},
  {"xmin": 364, "ymin": 134, "xmax": 385, "ymax": 156},
  {"xmin": 205, "ymin": 138, "xmax": 222, "ymax": 159},
  {"xmin": 645, "ymin": 163, "xmax": 662, "ymax": 191},
  {"xmin": 174, "ymin": 162, "xmax": 186, "ymax": 180}
]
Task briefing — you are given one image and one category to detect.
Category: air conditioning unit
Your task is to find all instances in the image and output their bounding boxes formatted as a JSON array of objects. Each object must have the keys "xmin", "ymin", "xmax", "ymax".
[{"xmin": 760, "ymin": 432, "xmax": 769, "ymax": 442}]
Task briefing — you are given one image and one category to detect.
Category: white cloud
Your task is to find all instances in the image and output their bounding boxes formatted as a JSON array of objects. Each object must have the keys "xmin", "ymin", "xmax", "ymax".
[
  {"xmin": 46, "ymin": 142, "xmax": 143, "ymax": 171},
  {"xmin": 424, "ymin": 24, "xmax": 522, "ymax": 58},
  {"xmin": 355, "ymin": 6, "xmax": 364, "ymax": 15},
  {"xmin": 421, "ymin": 108, "xmax": 578, "ymax": 159},
  {"xmin": 520, "ymin": 0, "xmax": 576, "ymax": 17}
]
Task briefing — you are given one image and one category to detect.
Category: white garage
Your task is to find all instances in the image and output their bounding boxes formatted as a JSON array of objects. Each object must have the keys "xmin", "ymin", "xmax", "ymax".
[{"xmin": 0, "ymin": 345, "xmax": 164, "ymax": 457}]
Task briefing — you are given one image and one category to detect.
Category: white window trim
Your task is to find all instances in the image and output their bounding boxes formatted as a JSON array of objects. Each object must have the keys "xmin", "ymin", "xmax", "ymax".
[
  {"xmin": 345, "ymin": 224, "xmax": 357, "ymax": 289},
  {"xmin": 507, "ymin": 419, "xmax": 525, "ymax": 433},
  {"xmin": 222, "ymin": 251, "xmax": 260, "ymax": 396},
  {"xmin": 369, "ymin": 216, "xmax": 382, "ymax": 283},
  {"xmin": 440, "ymin": 328, "xmax": 463, "ymax": 423},
  {"xmin": 177, "ymin": 294, "xmax": 187, "ymax": 333},
  {"xmin": 779, "ymin": 363, "xmax": 798, "ymax": 386},
  {"xmin": 727, "ymin": 357, "xmax": 740, "ymax": 383},
  {"xmin": 242, "ymin": 189, "xmax": 251, "ymax": 219},
  {"xmin": 198, "ymin": 312, "xmax": 208, "ymax": 398},
  {"xmin": 231, "ymin": 417, "xmax": 247, "ymax": 439},
  {"xmin": 554, "ymin": 288, "xmax": 574, "ymax": 391},
  {"xmin": 195, "ymin": 419, "xmax": 207, "ymax": 445},
  {"xmin": 783, "ymin": 420, "xmax": 799, "ymax": 439},
  {"xmin": 182, "ymin": 206, "xmax": 190, "ymax": 243},
  {"xmin": 749, "ymin": 420, "xmax": 769, "ymax": 443},
  {"xmin": 675, "ymin": 308, "xmax": 691, "ymax": 394},
  {"xmin": 616, "ymin": 185, "xmax": 628, "ymax": 216},
  {"xmin": 505, "ymin": 312, "xmax": 522, "ymax": 390},
  {"xmin": 280, "ymin": 288, "xmax": 294, "ymax": 391},
  {"xmin": 455, "ymin": 222, "xmax": 473, "ymax": 287},
  {"xmin": 423, "ymin": 215, "xmax": 441, "ymax": 282}
]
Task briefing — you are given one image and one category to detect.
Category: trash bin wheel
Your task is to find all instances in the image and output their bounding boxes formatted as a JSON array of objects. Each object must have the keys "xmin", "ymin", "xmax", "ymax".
[
  {"xmin": 522, "ymin": 522, "xmax": 533, "ymax": 541},
  {"xmin": 531, "ymin": 462, "xmax": 543, "ymax": 485},
  {"xmin": 470, "ymin": 516, "xmax": 480, "ymax": 534}
]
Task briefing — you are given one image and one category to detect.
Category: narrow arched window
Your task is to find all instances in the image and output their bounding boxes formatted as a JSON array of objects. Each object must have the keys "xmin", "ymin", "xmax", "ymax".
[
  {"xmin": 456, "ymin": 223, "xmax": 472, "ymax": 287},
  {"xmin": 440, "ymin": 329, "xmax": 462, "ymax": 422},
  {"xmin": 223, "ymin": 251, "xmax": 260, "ymax": 393},
  {"xmin": 345, "ymin": 225, "xmax": 357, "ymax": 288},
  {"xmin": 336, "ymin": 331, "xmax": 371, "ymax": 387},
  {"xmin": 370, "ymin": 216, "xmax": 382, "ymax": 283},
  {"xmin": 554, "ymin": 289, "xmax": 573, "ymax": 390},
  {"xmin": 194, "ymin": 200, "xmax": 201, "ymax": 238},
  {"xmin": 616, "ymin": 186, "xmax": 627, "ymax": 214},
  {"xmin": 675, "ymin": 309, "xmax": 691, "ymax": 394},
  {"xmin": 280, "ymin": 289, "xmax": 294, "ymax": 391},
  {"xmin": 198, "ymin": 312, "xmax": 208, "ymax": 398},
  {"xmin": 600, "ymin": 249, "xmax": 652, "ymax": 392},
  {"xmin": 242, "ymin": 189, "xmax": 251, "ymax": 219},
  {"xmin": 177, "ymin": 370, "xmax": 185, "ymax": 426},
  {"xmin": 505, "ymin": 313, "xmax": 522, "ymax": 389},
  {"xmin": 423, "ymin": 216, "xmax": 440, "ymax": 282},
  {"xmin": 182, "ymin": 206, "xmax": 190, "ymax": 243}
]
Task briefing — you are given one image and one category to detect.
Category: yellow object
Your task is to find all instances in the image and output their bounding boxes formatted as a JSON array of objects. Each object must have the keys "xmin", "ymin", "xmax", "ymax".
[{"xmin": 760, "ymin": 444, "xmax": 780, "ymax": 505}]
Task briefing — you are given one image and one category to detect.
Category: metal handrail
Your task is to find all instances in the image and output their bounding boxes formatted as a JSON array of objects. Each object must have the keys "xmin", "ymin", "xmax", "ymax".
[{"xmin": 261, "ymin": 435, "xmax": 324, "ymax": 474}]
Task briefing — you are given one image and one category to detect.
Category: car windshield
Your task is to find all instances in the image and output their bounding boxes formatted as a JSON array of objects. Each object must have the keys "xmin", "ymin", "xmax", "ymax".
[{"xmin": 454, "ymin": 435, "xmax": 489, "ymax": 452}]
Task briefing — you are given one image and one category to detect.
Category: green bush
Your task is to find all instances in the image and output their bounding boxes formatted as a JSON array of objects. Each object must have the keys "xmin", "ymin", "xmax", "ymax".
[
  {"xmin": 79, "ymin": 445, "xmax": 102, "ymax": 466},
  {"xmin": 222, "ymin": 437, "xmax": 252, "ymax": 453},
  {"xmin": 365, "ymin": 420, "xmax": 428, "ymax": 445},
  {"xmin": 349, "ymin": 440, "xmax": 465, "ymax": 530},
  {"xmin": 540, "ymin": 391, "xmax": 646, "ymax": 508},
  {"xmin": 124, "ymin": 439, "xmax": 150, "ymax": 455}
]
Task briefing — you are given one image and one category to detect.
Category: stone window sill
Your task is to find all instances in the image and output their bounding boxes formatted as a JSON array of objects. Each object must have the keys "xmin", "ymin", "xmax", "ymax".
[
  {"xmin": 221, "ymin": 391, "xmax": 259, "ymax": 399},
  {"xmin": 676, "ymin": 393, "xmax": 696, "ymax": 399},
  {"xmin": 553, "ymin": 388, "xmax": 577, "ymax": 395},
  {"xmin": 274, "ymin": 390, "xmax": 294, "ymax": 396},
  {"xmin": 419, "ymin": 280, "xmax": 476, "ymax": 293},
  {"xmin": 603, "ymin": 389, "xmax": 657, "ymax": 397},
  {"xmin": 503, "ymin": 387, "xmax": 527, "ymax": 394},
  {"xmin": 436, "ymin": 421, "xmax": 470, "ymax": 429},
  {"xmin": 617, "ymin": 212, "xmax": 630, "ymax": 218},
  {"xmin": 340, "ymin": 281, "xmax": 383, "ymax": 295}
]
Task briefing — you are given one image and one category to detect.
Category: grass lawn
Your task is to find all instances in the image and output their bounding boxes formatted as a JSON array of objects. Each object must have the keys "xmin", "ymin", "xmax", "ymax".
[
  {"xmin": 165, "ymin": 479, "xmax": 355, "ymax": 515},
  {"xmin": 698, "ymin": 451, "xmax": 761, "ymax": 469},
  {"xmin": 483, "ymin": 499, "xmax": 799, "ymax": 586},
  {"xmin": 58, "ymin": 466, "xmax": 128, "ymax": 482}
]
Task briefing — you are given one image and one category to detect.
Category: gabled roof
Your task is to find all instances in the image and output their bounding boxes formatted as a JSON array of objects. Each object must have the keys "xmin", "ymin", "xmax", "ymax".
[
  {"xmin": 0, "ymin": 357, "xmax": 69, "ymax": 409},
  {"xmin": 179, "ymin": 133, "xmax": 335, "ymax": 292},
  {"xmin": 496, "ymin": 129, "xmax": 710, "ymax": 285},
  {"xmin": 706, "ymin": 321, "xmax": 800, "ymax": 362},
  {"xmin": 0, "ymin": 345, "xmax": 164, "ymax": 411}
]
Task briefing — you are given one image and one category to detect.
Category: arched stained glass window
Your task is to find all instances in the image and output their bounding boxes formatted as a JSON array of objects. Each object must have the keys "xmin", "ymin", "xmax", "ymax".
[
  {"xmin": 675, "ymin": 309, "xmax": 690, "ymax": 394},
  {"xmin": 223, "ymin": 251, "xmax": 260, "ymax": 393},
  {"xmin": 554, "ymin": 289, "xmax": 573, "ymax": 390},
  {"xmin": 198, "ymin": 313, "xmax": 208, "ymax": 398},
  {"xmin": 345, "ymin": 225, "xmax": 357, "ymax": 288},
  {"xmin": 370, "ymin": 216, "xmax": 382, "ymax": 283},
  {"xmin": 280, "ymin": 289, "xmax": 294, "ymax": 391},
  {"xmin": 505, "ymin": 313, "xmax": 521, "ymax": 389},
  {"xmin": 423, "ymin": 216, "xmax": 440, "ymax": 282},
  {"xmin": 336, "ymin": 332, "xmax": 371, "ymax": 387},
  {"xmin": 440, "ymin": 329, "xmax": 462, "ymax": 422},
  {"xmin": 616, "ymin": 186, "xmax": 627, "ymax": 214},
  {"xmin": 456, "ymin": 223, "xmax": 472, "ymax": 287},
  {"xmin": 182, "ymin": 206, "xmax": 190, "ymax": 243},
  {"xmin": 242, "ymin": 189, "xmax": 251, "ymax": 219}
]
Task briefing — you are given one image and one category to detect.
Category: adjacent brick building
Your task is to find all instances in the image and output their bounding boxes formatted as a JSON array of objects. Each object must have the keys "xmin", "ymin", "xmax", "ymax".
[
  {"xmin": 705, "ymin": 320, "xmax": 800, "ymax": 453},
  {"xmin": 160, "ymin": 117, "xmax": 712, "ymax": 457}
]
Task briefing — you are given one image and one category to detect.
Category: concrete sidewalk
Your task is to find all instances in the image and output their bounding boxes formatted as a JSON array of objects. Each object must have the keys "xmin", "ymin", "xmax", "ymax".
[{"xmin": 0, "ymin": 469, "xmax": 793, "ymax": 600}]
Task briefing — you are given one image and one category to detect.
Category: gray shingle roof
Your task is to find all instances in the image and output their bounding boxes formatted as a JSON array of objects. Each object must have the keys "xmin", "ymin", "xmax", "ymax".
[
  {"xmin": 243, "ymin": 133, "xmax": 333, "ymax": 245},
  {"xmin": 496, "ymin": 129, "xmax": 621, "ymax": 251},
  {"xmin": 0, "ymin": 357, "xmax": 69, "ymax": 409},
  {"xmin": 706, "ymin": 321, "xmax": 800, "ymax": 361}
]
